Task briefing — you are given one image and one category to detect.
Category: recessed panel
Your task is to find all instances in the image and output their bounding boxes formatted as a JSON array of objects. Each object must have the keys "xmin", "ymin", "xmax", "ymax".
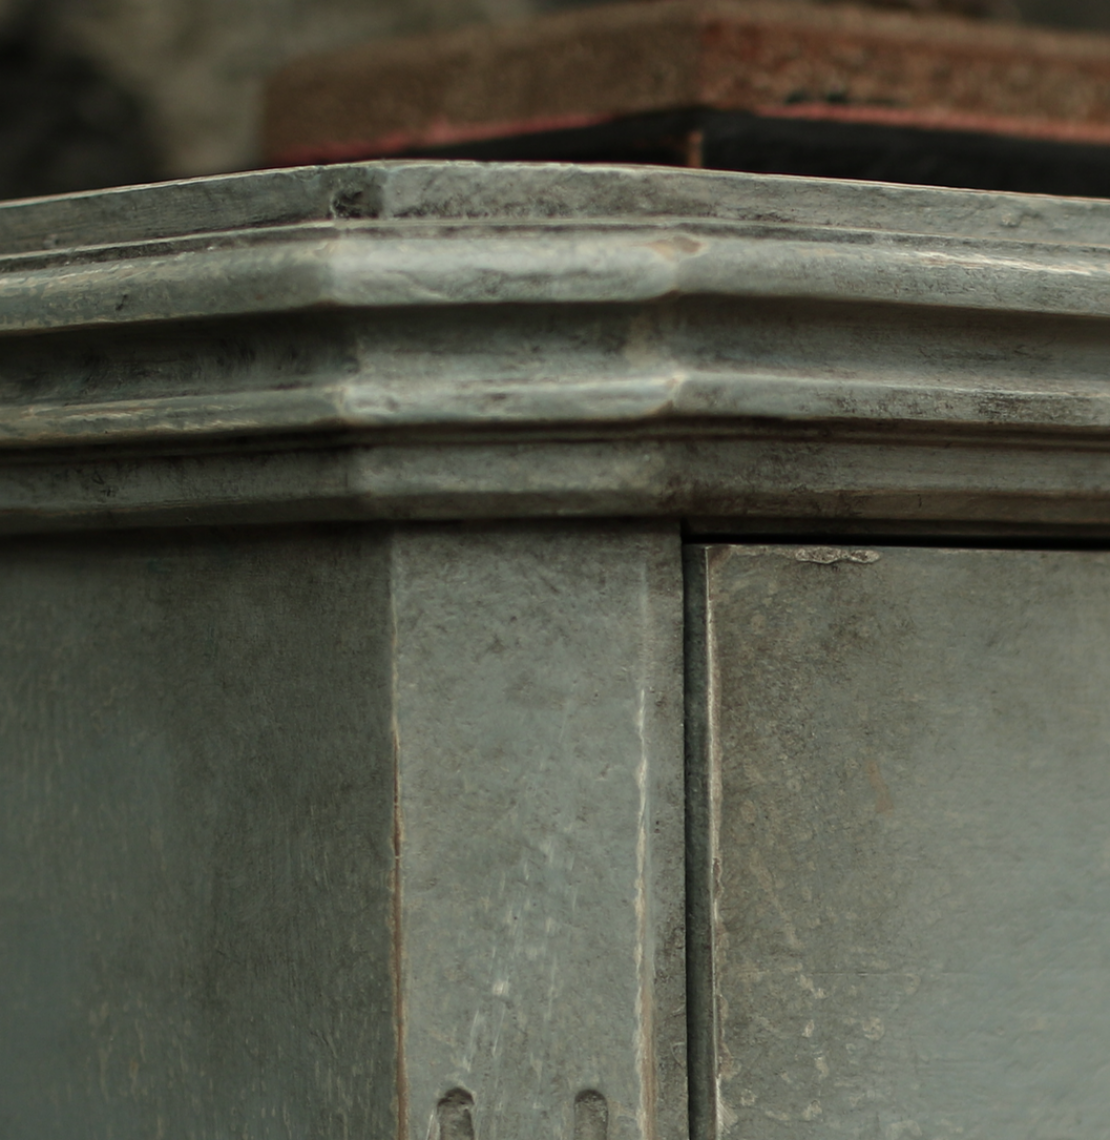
[
  {"xmin": 695, "ymin": 544, "xmax": 1110, "ymax": 1140},
  {"xmin": 0, "ymin": 528, "xmax": 395, "ymax": 1140}
]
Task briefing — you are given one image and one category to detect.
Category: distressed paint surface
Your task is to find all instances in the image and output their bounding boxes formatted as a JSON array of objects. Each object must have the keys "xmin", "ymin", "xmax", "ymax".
[
  {"xmin": 0, "ymin": 527, "xmax": 396, "ymax": 1139},
  {"xmin": 2, "ymin": 164, "xmax": 1110, "ymax": 534},
  {"xmin": 696, "ymin": 544, "xmax": 1110, "ymax": 1139},
  {"xmin": 0, "ymin": 522, "xmax": 685, "ymax": 1140},
  {"xmin": 390, "ymin": 524, "xmax": 686, "ymax": 1140}
]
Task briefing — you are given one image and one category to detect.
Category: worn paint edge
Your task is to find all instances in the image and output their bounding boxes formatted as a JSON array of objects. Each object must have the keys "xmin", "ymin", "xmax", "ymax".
[
  {"xmin": 683, "ymin": 544, "xmax": 718, "ymax": 1140},
  {"xmin": 729, "ymin": 544, "xmax": 882, "ymax": 564},
  {"xmin": 15, "ymin": 369, "xmax": 1110, "ymax": 451},
  {"xmin": 389, "ymin": 534, "xmax": 409, "ymax": 1140}
]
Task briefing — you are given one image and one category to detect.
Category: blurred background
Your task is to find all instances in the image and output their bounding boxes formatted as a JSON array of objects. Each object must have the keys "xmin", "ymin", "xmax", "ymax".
[{"xmin": 0, "ymin": 0, "xmax": 1108, "ymax": 200}]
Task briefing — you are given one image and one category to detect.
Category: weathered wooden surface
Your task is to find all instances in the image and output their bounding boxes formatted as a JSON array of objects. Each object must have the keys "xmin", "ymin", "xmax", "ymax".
[
  {"xmin": 0, "ymin": 521, "xmax": 685, "ymax": 1139},
  {"xmin": 0, "ymin": 526, "xmax": 397, "ymax": 1138},
  {"xmin": 689, "ymin": 543, "xmax": 1110, "ymax": 1139},
  {"xmin": 3, "ymin": 163, "xmax": 1110, "ymax": 534},
  {"xmin": 391, "ymin": 523, "xmax": 686, "ymax": 1140},
  {"xmin": 8, "ymin": 161, "xmax": 1110, "ymax": 332}
]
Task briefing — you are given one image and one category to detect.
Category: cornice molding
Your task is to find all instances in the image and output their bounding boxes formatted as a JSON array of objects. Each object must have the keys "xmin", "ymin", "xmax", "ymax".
[{"xmin": 3, "ymin": 162, "xmax": 1110, "ymax": 533}]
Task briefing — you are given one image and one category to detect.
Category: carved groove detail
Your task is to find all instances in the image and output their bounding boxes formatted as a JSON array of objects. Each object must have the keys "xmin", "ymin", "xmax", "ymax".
[
  {"xmin": 574, "ymin": 1090, "xmax": 608, "ymax": 1140},
  {"xmin": 437, "ymin": 1088, "xmax": 475, "ymax": 1140}
]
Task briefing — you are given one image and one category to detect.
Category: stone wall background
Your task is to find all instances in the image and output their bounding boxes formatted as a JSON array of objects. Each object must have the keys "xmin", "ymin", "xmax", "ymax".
[{"xmin": 0, "ymin": 0, "xmax": 1107, "ymax": 197}]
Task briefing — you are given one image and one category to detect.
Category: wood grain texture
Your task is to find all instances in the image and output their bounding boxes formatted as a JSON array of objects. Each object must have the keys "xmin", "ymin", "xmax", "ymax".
[
  {"xmin": 4, "ymin": 163, "xmax": 1110, "ymax": 533},
  {"xmin": 0, "ymin": 521, "xmax": 686, "ymax": 1139},
  {"xmin": 695, "ymin": 543, "xmax": 1110, "ymax": 1139},
  {"xmin": 390, "ymin": 522, "xmax": 686, "ymax": 1140},
  {"xmin": 0, "ymin": 525, "xmax": 396, "ymax": 1139}
]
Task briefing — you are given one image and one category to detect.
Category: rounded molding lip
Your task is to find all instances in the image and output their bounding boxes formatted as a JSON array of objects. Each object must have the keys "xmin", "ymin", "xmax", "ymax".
[
  {"xmin": 3, "ymin": 159, "xmax": 1110, "ymax": 252},
  {"xmin": 5, "ymin": 207, "xmax": 1110, "ymax": 333}
]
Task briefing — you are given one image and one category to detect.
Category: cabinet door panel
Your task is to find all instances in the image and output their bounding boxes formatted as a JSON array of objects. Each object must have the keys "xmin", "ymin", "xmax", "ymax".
[{"xmin": 689, "ymin": 544, "xmax": 1110, "ymax": 1140}]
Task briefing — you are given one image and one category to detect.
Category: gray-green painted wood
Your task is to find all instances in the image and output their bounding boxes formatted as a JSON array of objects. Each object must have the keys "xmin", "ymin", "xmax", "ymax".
[
  {"xmin": 3, "ymin": 163, "xmax": 1110, "ymax": 533},
  {"xmin": 7, "ymin": 159, "xmax": 1110, "ymax": 1139},
  {"xmin": 0, "ymin": 521, "xmax": 685, "ymax": 1139},
  {"xmin": 0, "ymin": 526, "xmax": 397, "ymax": 1138},
  {"xmin": 691, "ymin": 543, "xmax": 1110, "ymax": 1140},
  {"xmin": 391, "ymin": 523, "xmax": 685, "ymax": 1140}
]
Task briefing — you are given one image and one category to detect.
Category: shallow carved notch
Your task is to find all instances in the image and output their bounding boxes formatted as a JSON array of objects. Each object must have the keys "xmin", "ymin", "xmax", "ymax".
[
  {"xmin": 574, "ymin": 1090, "xmax": 608, "ymax": 1140},
  {"xmin": 437, "ymin": 1088, "xmax": 475, "ymax": 1140}
]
